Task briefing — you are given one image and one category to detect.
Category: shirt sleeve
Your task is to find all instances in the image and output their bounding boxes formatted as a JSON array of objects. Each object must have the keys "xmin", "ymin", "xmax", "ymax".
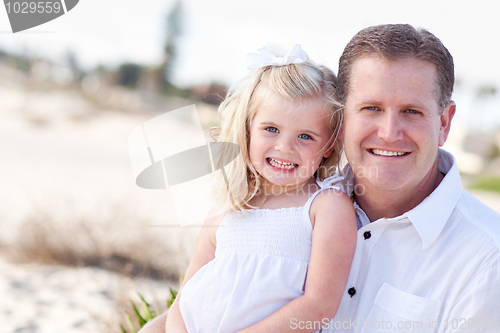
[{"xmin": 443, "ymin": 255, "xmax": 500, "ymax": 332}]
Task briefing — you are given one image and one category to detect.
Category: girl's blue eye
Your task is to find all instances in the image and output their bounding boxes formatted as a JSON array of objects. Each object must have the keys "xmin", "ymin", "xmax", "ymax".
[
  {"xmin": 299, "ymin": 134, "xmax": 312, "ymax": 140},
  {"xmin": 266, "ymin": 127, "xmax": 279, "ymax": 133}
]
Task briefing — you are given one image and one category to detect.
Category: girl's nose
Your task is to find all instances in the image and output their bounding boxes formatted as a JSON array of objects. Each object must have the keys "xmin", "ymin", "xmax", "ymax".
[{"xmin": 275, "ymin": 135, "xmax": 295, "ymax": 155}]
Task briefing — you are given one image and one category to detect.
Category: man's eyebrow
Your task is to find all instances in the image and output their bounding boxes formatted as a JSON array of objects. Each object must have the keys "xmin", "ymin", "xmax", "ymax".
[
  {"xmin": 399, "ymin": 103, "xmax": 429, "ymax": 110},
  {"xmin": 354, "ymin": 100, "xmax": 429, "ymax": 110},
  {"xmin": 353, "ymin": 99, "xmax": 381, "ymax": 106}
]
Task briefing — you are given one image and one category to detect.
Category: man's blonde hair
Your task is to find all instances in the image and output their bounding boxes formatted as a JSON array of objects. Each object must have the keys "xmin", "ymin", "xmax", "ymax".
[{"xmin": 211, "ymin": 61, "xmax": 342, "ymax": 212}]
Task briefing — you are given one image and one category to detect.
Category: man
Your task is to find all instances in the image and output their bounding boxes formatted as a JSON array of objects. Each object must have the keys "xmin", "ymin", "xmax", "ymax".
[
  {"xmin": 140, "ymin": 24, "xmax": 500, "ymax": 333},
  {"xmin": 325, "ymin": 24, "xmax": 500, "ymax": 332}
]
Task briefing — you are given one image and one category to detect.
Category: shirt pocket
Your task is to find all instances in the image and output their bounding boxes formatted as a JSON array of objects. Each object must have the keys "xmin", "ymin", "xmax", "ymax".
[{"xmin": 360, "ymin": 282, "xmax": 442, "ymax": 333}]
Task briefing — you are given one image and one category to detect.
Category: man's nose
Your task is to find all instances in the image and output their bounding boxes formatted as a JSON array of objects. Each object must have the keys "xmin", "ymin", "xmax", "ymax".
[
  {"xmin": 275, "ymin": 135, "xmax": 295, "ymax": 155},
  {"xmin": 378, "ymin": 111, "xmax": 404, "ymax": 142}
]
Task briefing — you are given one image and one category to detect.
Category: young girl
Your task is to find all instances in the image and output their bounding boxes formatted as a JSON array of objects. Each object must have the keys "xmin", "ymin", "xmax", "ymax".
[{"xmin": 165, "ymin": 45, "xmax": 357, "ymax": 333}]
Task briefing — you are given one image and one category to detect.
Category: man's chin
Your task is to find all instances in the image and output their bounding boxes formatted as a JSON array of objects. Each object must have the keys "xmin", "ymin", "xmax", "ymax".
[{"xmin": 355, "ymin": 174, "xmax": 410, "ymax": 194}]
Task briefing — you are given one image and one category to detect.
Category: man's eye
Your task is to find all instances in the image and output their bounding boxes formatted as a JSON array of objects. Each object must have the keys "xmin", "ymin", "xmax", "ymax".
[
  {"xmin": 266, "ymin": 127, "xmax": 279, "ymax": 133},
  {"xmin": 299, "ymin": 134, "xmax": 312, "ymax": 140},
  {"xmin": 405, "ymin": 109, "xmax": 420, "ymax": 115},
  {"xmin": 365, "ymin": 106, "xmax": 379, "ymax": 111}
]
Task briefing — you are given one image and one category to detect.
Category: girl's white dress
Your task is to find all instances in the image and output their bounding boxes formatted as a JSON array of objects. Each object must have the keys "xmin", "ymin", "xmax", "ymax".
[{"xmin": 179, "ymin": 175, "xmax": 347, "ymax": 333}]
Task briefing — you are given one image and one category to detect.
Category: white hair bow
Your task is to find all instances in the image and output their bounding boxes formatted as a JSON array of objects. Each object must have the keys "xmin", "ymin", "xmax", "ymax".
[{"xmin": 246, "ymin": 44, "xmax": 309, "ymax": 70}]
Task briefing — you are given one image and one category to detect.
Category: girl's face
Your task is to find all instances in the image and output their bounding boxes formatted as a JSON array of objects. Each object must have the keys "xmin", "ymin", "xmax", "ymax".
[{"xmin": 248, "ymin": 93, "xmax": 334, "ymax": 190}]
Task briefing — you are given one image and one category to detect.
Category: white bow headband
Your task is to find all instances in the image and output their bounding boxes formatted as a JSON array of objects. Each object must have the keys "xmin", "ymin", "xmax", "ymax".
[{"xmin": 246, "ymin": 44, "xmax": 309, "ymax": 70}]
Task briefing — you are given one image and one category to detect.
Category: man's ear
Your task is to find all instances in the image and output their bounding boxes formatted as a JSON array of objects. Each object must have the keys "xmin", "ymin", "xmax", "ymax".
[{"xmin": 438, "ymin": 101, "xmax": 456, "ymax": 147}]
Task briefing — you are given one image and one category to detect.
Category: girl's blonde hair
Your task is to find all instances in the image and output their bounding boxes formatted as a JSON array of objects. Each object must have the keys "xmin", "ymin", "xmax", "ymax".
[{"xmin": 210, "ymin": 61, "xmax": 342, "ymax": 212}]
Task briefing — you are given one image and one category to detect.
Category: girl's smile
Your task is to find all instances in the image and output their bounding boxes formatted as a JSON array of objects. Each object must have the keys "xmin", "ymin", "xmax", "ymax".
[{"xmin": 266, "ymin": 157, "xmax": 298, "ymax": 171}]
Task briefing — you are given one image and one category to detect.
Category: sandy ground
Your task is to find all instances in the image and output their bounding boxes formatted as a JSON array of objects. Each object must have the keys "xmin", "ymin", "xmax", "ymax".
[
  {"xmin": 1, "ymin": 80, "xmax": 500, "ymax": 333},
  {"xmin": 0, "ymin": 81, "xmax": 207, "ymax": 332},
  {"xmin": 0, "ymin": 258, "xmax": 177, "ymax": 333}
]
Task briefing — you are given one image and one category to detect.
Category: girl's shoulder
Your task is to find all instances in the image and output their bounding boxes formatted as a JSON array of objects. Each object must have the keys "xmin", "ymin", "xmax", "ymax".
[
  {"xmin": 308, "ymin": 174, "xmax": 355, "ymax": 228},
  {"xmin": 309, "ymin": 188, "xmax": 355, "ymax": 230},
  {"xmin": 307, "ymin": 173, "xmax": 351, "ymax": 206}
]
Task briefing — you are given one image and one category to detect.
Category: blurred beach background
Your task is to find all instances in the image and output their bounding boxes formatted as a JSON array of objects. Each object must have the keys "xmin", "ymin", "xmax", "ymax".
[{"xmin": 1, "ymin": 0, "xmax": 500, "ymax": 332}]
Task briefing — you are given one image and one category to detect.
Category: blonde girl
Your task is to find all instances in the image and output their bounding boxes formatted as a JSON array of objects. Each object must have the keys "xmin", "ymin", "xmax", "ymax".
[{"xmin": 165, "ymin": 45, "xmax": 356, "ymax": 333}]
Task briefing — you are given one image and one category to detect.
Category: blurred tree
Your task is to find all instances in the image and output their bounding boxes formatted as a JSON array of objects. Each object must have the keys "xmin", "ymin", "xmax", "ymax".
[
  {"xmin": 473, "ymin": 83, "xmax": 498, "ymax": 132},
  {"xmin": 476, "ymin": 84, "xmax": 497, "ymax": 98},
  {"xmin": 160, "ymin": 0, "xmax": 183, "ymax": 92},
  {"xmin": 184, "ymin": 81, "xmax": 228, "ymax": 107},
  {"xmin": 66, "ymin": 50, "xmax": 84, "ymax": 82},
  {"xmin": 117, "ymin": 63, "xmax": 144, "ymax": 89}
]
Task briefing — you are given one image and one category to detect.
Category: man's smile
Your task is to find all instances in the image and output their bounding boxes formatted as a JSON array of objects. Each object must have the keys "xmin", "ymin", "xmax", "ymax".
[{"xmin": 369, "ymin": 149, "xmax": 411, "ymax": 157}]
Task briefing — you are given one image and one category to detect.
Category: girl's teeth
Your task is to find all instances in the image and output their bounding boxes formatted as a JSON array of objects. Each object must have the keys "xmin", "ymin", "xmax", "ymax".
[
  {"xmin": 268, "ymin": 158, "xmax": 296, "ymax": 170},
  {"xmin": 371, "ymin": 149, "xmax": 408, "ymax": 156}
]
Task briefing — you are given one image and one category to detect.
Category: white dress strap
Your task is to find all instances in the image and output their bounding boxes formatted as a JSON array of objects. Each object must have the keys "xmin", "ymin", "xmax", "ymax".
[{"xmin": 317, "ymin": 173, "xmax": 351, "ymax": 196}]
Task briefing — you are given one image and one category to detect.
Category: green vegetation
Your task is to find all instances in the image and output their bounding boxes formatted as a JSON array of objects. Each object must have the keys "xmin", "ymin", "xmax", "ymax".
[
  {"xmin": 120, "ymin": 289, "xmax": 178, "ymax": 333},
  {"xmin": 470, "ymin": 176, "xmax": 500, "ymax": 193}
]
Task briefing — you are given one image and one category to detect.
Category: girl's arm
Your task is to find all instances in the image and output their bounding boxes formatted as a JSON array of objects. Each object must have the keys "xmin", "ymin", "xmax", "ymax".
[
  {"xmin": 165, "ymin": 209, "xmax": 224, "ymax": 333},
  {"xmin": 237, "ymin": 189, "xmax": 357, "ymax": 333},
  {"xmin": 164, "ymin": 298, "xmax": 186, "ymax": 333}
]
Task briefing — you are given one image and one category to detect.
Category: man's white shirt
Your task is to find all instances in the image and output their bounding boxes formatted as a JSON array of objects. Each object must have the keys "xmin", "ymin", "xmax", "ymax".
[{"xmin": 325, "ymin": 149, "xmax": 500, "ymax": 332}]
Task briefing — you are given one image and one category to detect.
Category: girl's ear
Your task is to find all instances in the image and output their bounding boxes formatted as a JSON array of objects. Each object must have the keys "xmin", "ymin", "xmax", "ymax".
[{"xmin": 323, "ymin": 146, "xmax": 335, "ymax": 159}]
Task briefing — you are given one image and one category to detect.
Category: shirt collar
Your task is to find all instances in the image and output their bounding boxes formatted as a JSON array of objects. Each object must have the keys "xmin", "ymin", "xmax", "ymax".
[
  {"xmin": 342, "ymin": 149, "xmax": 463, "ymax": 249},
  {"xmin": 404, "ymin": 149, "xmax": 463, "ymax": 249}
]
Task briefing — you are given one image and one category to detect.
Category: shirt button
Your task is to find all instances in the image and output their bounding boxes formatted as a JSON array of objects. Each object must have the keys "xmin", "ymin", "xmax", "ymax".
[
  {"xmin": 348, "ymin": 287, "xmax": 356, "ymax": 298},
  {"xmin": 363, "ymin": 231, "xmax": 371, "ymax": 240}
]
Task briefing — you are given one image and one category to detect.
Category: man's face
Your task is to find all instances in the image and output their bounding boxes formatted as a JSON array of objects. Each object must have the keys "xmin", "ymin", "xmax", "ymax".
[{"xmin": 342, "ymin": 56, "xmax": 455, "ymax": 193}]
